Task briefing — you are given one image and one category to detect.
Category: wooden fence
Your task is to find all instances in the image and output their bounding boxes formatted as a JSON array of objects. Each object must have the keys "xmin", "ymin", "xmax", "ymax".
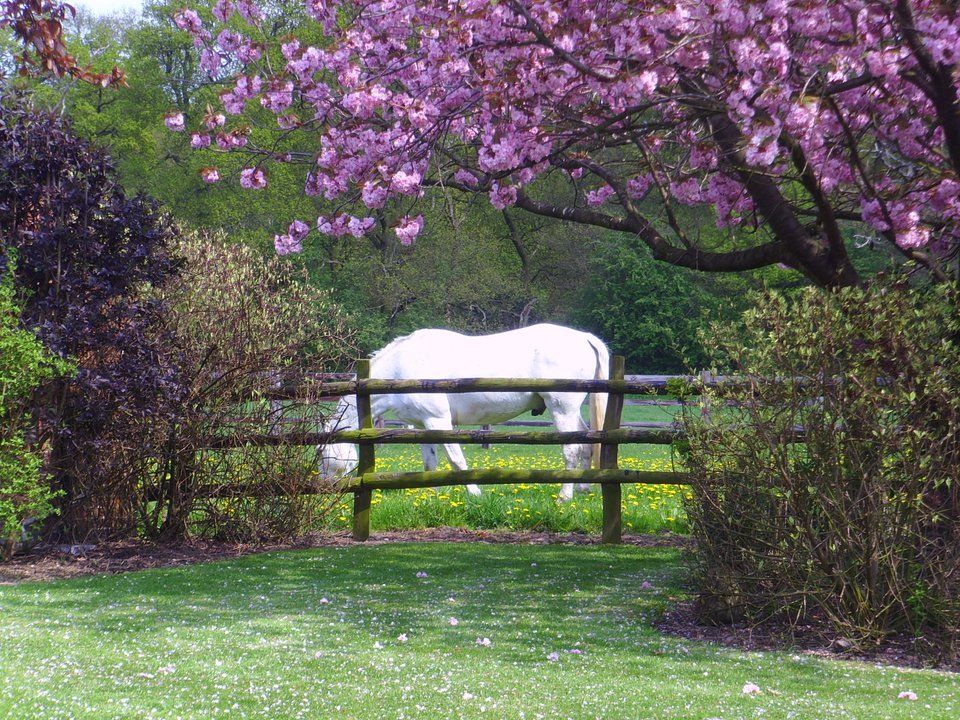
[{"xmin": 298, "ymin": 355, "xmax": 702, "ymax": 544}]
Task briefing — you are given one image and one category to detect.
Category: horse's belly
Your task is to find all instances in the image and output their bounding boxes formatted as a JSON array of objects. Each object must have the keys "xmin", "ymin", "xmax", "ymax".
[{"xmin": 448, "ymin": 393, "xmax": 536, "ymax": 425}]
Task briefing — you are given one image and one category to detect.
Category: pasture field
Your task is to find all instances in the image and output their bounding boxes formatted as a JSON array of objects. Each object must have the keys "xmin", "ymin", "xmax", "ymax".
[
  {"xmin": 1, "ymin": 544, "xmax": 954, "ymax": 720},
  {"xmin": 319, "ymin": 401, "xmax": 689, "ymax": 534}
]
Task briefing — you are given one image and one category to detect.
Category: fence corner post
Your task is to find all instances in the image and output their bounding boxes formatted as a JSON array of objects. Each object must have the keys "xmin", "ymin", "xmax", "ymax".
[
  {"xmin": 353, "ymin": 358, "xmax": 375, "ymax": 541},
  {"xmin": 601, "ymin": 355, "xmax": 626, "ymax": 544}
]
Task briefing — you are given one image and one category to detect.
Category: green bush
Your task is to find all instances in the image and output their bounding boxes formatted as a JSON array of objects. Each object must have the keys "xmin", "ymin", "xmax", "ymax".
[
  {"xmin": 140, "ymin": 230, "xmax": 356, "ymax": 541},
  {"xmin": 0, "ymin": 263, "xmax": 71, "ymax": 557},
  {"xmin": 681, "ymin": 282, "xmax": 960, "ymax": 660}
]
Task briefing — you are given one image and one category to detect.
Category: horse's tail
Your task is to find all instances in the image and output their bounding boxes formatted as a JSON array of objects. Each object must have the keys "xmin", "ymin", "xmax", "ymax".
[{"xmin": 588, "ymin": 335, "xmax": 610, "ymax": 468}]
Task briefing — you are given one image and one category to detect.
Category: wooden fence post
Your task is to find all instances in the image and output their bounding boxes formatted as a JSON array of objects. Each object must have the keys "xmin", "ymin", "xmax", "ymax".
[
  {"xmin": 600, "ymin": 355, "xmax": 626, "ymax": 544},
  {"xmin": 353, "ymin": 358, "xmax": 375, "ymax": 541}
]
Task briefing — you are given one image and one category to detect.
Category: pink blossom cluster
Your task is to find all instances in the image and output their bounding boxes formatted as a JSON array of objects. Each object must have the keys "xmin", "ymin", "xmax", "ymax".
[
  {"xmin": 275, "ymin": 218, "xmax": 310, "ymax": 255},
  {"xmin": 170, "ymin": 0, "xmax": 960, "ymax": 267},
  {"xmin": 316, "ymin": 214, "xmax": 376, "ymax": 238}
]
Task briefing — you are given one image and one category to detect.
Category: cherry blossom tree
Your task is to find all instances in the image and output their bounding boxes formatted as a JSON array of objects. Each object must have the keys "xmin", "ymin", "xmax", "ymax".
[{"xmin": 172, "ymin": 0, "xmax": 960, "ymax": 287}]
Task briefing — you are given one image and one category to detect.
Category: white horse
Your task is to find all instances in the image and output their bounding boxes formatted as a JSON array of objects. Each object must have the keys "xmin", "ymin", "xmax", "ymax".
[{"xmin": 318, "ymin": 323, "xmax": 609, "ymax": 501}]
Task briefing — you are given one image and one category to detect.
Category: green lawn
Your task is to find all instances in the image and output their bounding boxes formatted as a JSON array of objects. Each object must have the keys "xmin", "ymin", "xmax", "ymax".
[
  {"xmin": 1, "ymin": 544, "xmax": 955, "ymax": 719},
  {"xmin": 319, "ymin": 401, "xmax": 690, "ymax": 534}
]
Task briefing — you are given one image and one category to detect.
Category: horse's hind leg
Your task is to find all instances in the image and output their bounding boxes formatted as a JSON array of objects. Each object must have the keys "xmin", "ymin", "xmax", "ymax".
[
  {"xmin": 421, "ymin": 416, "xmax": 480, "ymax": 496},
  {"xmin": 545, "ymin": 394, "xmax": 592, "ymax": 502}
]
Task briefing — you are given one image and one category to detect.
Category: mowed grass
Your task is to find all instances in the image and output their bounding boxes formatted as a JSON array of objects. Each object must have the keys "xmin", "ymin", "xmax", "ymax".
[
  {"xmin": 320, "ymin": 401, "xmax": 690, "ymax": 534},
  {"xmin": 1, "ymin": 544, "xmax": 955, "ymax": 720}
]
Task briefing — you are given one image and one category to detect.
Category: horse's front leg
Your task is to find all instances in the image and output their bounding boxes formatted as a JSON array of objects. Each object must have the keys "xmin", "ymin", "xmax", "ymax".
[
  {"xmin": 421, "ymin": 443, "xmax": 439, "ymax": 471},
  {"xmin": 421, "ymin": 417, "xmax": 479, "ymax": 496}
]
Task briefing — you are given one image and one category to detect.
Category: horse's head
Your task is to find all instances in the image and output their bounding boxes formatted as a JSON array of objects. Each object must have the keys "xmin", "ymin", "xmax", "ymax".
[{"xmin": 318, "ymin": 395, "xmax": 360, "ymax": 480}]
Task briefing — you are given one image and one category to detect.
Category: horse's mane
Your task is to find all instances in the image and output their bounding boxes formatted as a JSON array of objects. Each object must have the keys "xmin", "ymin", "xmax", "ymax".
[{"xmin": 368, "ymin": 330, "xmax": 423, "ymax": 369}]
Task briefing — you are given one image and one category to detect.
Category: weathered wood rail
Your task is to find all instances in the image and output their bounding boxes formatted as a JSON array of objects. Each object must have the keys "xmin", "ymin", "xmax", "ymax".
[{"xmin": 260, "ymin": 371, "xmax": 712, "ymax": 400}]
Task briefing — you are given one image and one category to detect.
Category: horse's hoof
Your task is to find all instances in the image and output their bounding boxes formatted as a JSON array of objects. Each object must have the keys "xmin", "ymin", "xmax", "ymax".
[{"xmin": 466, "ymin": 484, "xmax": 482, "ymax": 496}]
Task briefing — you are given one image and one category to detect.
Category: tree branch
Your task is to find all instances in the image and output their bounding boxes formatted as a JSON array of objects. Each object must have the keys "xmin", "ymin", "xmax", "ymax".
[{"xmin": 514, "ymin": 190, "xmax": 787, "ymax": 273}]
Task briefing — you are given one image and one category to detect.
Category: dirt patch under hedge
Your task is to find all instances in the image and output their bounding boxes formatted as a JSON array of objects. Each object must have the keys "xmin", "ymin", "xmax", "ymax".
[{"xmin": 657, "ymin": 601, "xmax": 958, "ymax": 673}]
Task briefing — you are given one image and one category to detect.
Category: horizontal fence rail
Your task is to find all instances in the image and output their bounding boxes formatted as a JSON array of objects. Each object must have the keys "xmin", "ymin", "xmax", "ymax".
[
  {"xmin": 314, "ymin": 377, "xmax": 681, "ymax": 397},
  {"xmin": 202, "ymin": 426, "xmax": 683, "ymax": 450},
  {"xmin": 340, "ymin": 469, "xmax": 688, "ymax": 491},
  {"xmin": 260, "ymin": 373, "xmax": 717, "ymax": 400}
]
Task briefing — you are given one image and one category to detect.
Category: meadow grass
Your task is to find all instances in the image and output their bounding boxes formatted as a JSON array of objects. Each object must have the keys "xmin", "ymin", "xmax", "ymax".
[
  {"xmin": 0, "ymin": 543, "xmax": 954, "ymax": 720},
  {"xmin": 319, "ymin": 401, "xmax": 690, "ymax": 534}
]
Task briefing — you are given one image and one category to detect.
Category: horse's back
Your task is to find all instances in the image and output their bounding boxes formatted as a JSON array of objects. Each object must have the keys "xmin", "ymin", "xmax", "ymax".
[{"xmin": 372, "ymin": 324, "xmax": 604, "ymax": 380}]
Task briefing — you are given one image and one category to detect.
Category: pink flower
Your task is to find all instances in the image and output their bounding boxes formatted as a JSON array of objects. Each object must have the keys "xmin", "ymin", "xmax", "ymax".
[
  {"xmin": 212, "ymin": 0, "xmax": 234, "ymax": 22},
  {"xmin": 316, "ymin": 214, "xmax": 374, "ymax": 237},
  {"xmin": 240, "ymin": 167, "xmax": 267, "ymax": 189},
  {"xmin": 361, "ymin": 181, "xmax": 388, "ymax": 208},
  {"xmin": 204, "ymin": 112, "xmax": 226, "ymax": 130},
  {"xmin": 586, "ymin": 185, "xmax": 615, "ymax": 207},
  {"xmin": 448, "ymin": 617, "xmax": 459, "ymax": 626},
  {"xmin": 190, "ymin": 133, "xmax": 210, "ymax": 149},
  {"xmin": 200, "ymin": 167, "xmax": 220, "ymax": 183},
  {"xmin": 634, "ymin": 70, "xmax": 658, "ymax": 95},
  {"xmin": 489, "ymin": 182, "xmax": 517, "ymax": 210},
  {"xmin": 274, "ymin": 233, "xmax": 302, "ymax": 255},
  {"xmin": 261, "ymin": 81, "xmax": 294, "ymax": 113},
  {"xmin": 898, "ymin": 691, "xmax": 918, "ymax": 701},
  {"xmin": 546, "ymin": 651, "xmax": 560, "ymax": 661},
  {"xmin": 627, "ymin": 175, "xmax": 652, "ymax": 199},
  {"xmin": 475, "ymin": 637, "xmax": 491, "ymax": 647},
  {"xmin": 200, "ymin": 48, "xmax": 222, "ymax": 76},
  {"xmin": 347, "ymin": 216, "xmax": 375, "ymax": 237},
  {"xmin": 289, "ymin": 219, "xmax": 310, "ymax": 240},
  {"xmin": 390, "ymin": 169, "xmax": 422, "ymax": 195},
  {"xmin": 395, "ymin": 215, "xmax": 424, "ymax": 245},
  {"xmin": 165, "ymin": 112, "xmax": 185, "ymax": 132},
  {"xmin": 453, "ymin": 169, "xmax": 479, "ymax": 187},
  {"xmin": 172, "ymin": 9, "xmax": 202, "ymax": 34},
  {"xmin": 742, "ymin": 682, "xmax": 761, "ymax": 696}
]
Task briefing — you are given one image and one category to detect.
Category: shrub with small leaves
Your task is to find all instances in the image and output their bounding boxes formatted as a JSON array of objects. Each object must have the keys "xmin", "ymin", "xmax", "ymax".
[
  {"xmin": 141, "ymin": 230, "xmax": 355, "ymax": 541},
  {"xmin": 682, "ymin": 282, "xmax": 960, "ymax": 660}
]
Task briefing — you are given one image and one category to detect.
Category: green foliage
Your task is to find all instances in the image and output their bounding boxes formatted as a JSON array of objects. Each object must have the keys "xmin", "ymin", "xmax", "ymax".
[
  {"xmin": 140, "ymin": 229, "xmax": 355, "ymax": 540},
  {"xmin": 681, "ymin": 282, "xmax": 960, "ymax": 659},
  {"xmin": 0, "ymin": 264, "xmax": 70, "ymax": 557},
  {"xmin": 573, "ymin": 236, "xmax": 749, "ymax": 372}
]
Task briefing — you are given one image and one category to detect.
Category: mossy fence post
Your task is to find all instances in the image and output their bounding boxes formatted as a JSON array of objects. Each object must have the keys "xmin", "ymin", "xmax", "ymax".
[
  {"xmin": 601, "ymin": 355, "xmax": 626, "ymax": 544},
  {"xmin": 352, "ymin": 358, "xmax": 375, "ymax": 541}
]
